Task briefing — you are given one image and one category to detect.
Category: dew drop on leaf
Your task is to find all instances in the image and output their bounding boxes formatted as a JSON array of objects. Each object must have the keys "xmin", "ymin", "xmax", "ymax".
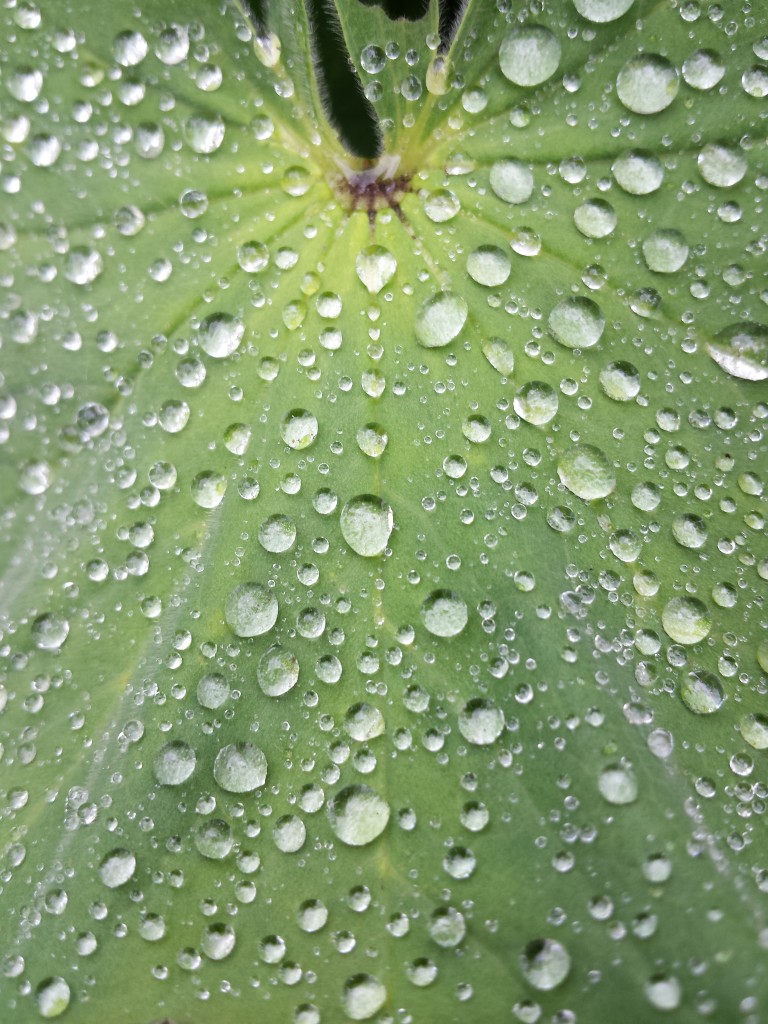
[
  {"xmin": 548, "ymin": 296, "xmax": 605, "ymax": 349},
  {"xmin": 328, "ymin": 785, "xmax": 390, "ymax": 846},
  {"xmin": 35, "ymin": 977, "xmax": 71, "ymax": 1019},
  {"xmin": 154, "ymin": 740, "xmax": 196, "ymax": 785},
  {"xmin": 342, "ymin": 973, "xmax": 387, "ymax": 1020},
  {"xmin": 489, "ymin": 159, "xmax": 534, "ymax": 204},
  {"xmin": 98, "ymin": 848, "xmax": 136, "ymax": 888},
  {"xmin": 213, "ymin": 742, "xmax": 268, "ymax": 793},
  {"xmin": 520, "ymin": 938, "xmax": 571, "ymax": 990},
  {"xmin": 340, "ymin": 495, "xmax": 393, "ymax": 557},
  {"xmin": 225, "ymin": 583, "xmax": 278, "ymax": 637},
  {"xmin": 458, "ymin": 698, "xmax": 505, "ymax": 745},
  {"xmin": 706, "ymin": 322, "xmax": 768, "ymax": 381},
  {"xmin": 499, "ymin": 26, "xmax": 561, "ymax": 86},
  {"xmin": 662, "ymin": 597, "xmax": 711, "ymax": 645},
  {"xmin": 355, "ymin": 245, "xmax": 397, "ymax": 294},
  {"xmin": 598, "ymin": 764, "xmax": 638, "ymax": 805},
  {"xmin": 616, "ymin": 54, "xmax": 679, "ymax": 114},
  {"xmin": 421, "ymin": 589, "xmax": 469, "ymax": 637},
  {"xmin": 280, "ymin": 409, "xmax": 318, "ymax": 449},
  {"xmin": 557, "ymin": 444, "xmax": 616, "ymax": 500},
  {"xmin": 415, "ymin": 291, "xmax": 468, "ymax": 348}
]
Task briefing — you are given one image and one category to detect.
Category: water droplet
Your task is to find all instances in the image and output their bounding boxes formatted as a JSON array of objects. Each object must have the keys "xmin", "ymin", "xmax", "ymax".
[
  {"xmin": 612, "ymin": 150, "xmax": 663, "ymax": 195},
  {"xmin": 185, "ymin": 113, "xmax": 225, "ymax": 153},
  {"xmin": 328, "ymin": 785, "xmax": 390, "ymax": 846},
  {"xmin": 340, "ymin": 495, "xmax": 393, "ymax": 556},
  {"xmin": 549, "ymin": 296, "xmax": 605, "ymax": 349},
  {"xmin": 423, "ymin": 188, "xmax": 461, "ymax": 221},
  {"xmin": 558, "ymin": 444, "xmax": 615, "ymax": 500},
  {"xmin": 31, "ymin": 613, "xmax": 69, "ymax": 651},
  {"xmin": 490, "ymin": 159, "xmax": 534, "ymax": 204},
  {"xmin": 458, "ymin": 699, "xmax": 505, "ymax": 745},
  {"xmin": 194, "ymin": 818, "xmax": 233, "ymax": 859},
  {"xmin": 202, "ymin": 922, "xmax": 236, "ymax": 960},
  {"xmin": 35, "ymin": 977, "xmax": 71, "ymax": 1019},
  {"xmin": 198, "ymin": 312, "xmax": 244, "ymax": 358},
  {"xmin": 259, "ymin": 514, "xmax": 297, "ymax": 553},
  {"xmin": 342, "ymin": 974, "xmax": 387, "ymax": 1020},
  {"xmin": 273, "ymin": 814, "xmax": 307, "ymax": 852},
  {"xmin": 672, "ymin": 513, "xmax": 707, "ymax": 549},
  {"xmin": 481, "ymin": 336, "xmax": 515, "ymax": 376},
  {"xmin": 520, "ymin": 938, "xmax": 571, "ymax": 990},
  {"xmin": 598, "ymin": 763, "xmax": 638, "ymax": 804},
  {"xmin": 197, "ymin": 672, "xmax": 230, "ymax": 709},
  {"xmin": 296, "ymin": 901, "xmax": 328, "ymax": 940},
  {"xmin": 237, "ymin": 240, "xmax": 269, "ymax": 273},
  {"xmin": 706, "ymin": 322, "xmax": 768, "ymax": 381},
  {"xmin": 154, "ymin": 740, "xmax": 196, "ymax": 785},
  {"xmin": 574, "ymin": 198, "xmax": 616, "ymax": 238},
  {"xmin": 191, "ymin": 471, "xmax": 227, "ymax": 509},
  {"xmin": 213, "ymin": 742, "xmax": 268, "ymax": 792},
  {"xmin": 355, "ymin": 245, "xmax": 397, "ymax": 294},
  {"xmin": 99, "ymin": 848, "xmax": 136, "ymax": 888},
  {"xmin": 514, "ymin": 381, "xmax": 558, "ymax": 425},
  {"xmin": 740, "ymin": 714, "xmax": 768, "ymax": 750},
  {"xmin": 573, "ymin": 0, "xmax": 634, "ymax": 22},
  {"xmin": 499, "ymin": 26, "xmax": 561, "ymax": 86},
  {"xmin": 258, "ymin": 645, "xmax": 300, "ymax": 696},
  {"xmin": 421, "ymin": 590, "xmax": 468, "ymax": 637},
  {"xmin": 225, "ymin": 583, "xmax": 278, "ymax": 637},
  {"xmin": 280, "ymin": 409, "xmax": 318, "ymax": 449},
  {"xmin": 345, "ymin": 703, "xmax": 385, "ymax": 741},
  {"xmin": 415, "ymin": 291, "xmax": 468, "ymax": 348},
  {"xmin": 662, "ymin": 597, "xmax": 711, "ymax": 645},
  {"xmin": 617, "ymin": 54, "xmax": 678, "ymax": 114},
  {"xmin": 429, "ymin": 906, "xmax": 466, "ymax": 947},
  {"xmin": 356, "ymin": 423, "xmax": 388, "ymax": 458},
  {"xmin": 645, "ymin": 975, "xmax": 682, "ymax": 1011},
  {"xmin": 467, "ymin": 245, "xmax": 511, "ymax": 287},
  {"xmin": 683, "ymin": 49, "xmax": 724, "ymax": 89},
  {"xmin": 698, "ymin": 143, "xmax": 747, "ymax": 187},
  {"xmin": 599, "ymin": 361, "xmax": 640, "ymax": 401},
  {"xmin": 642, "ymin": 229, "xmax": 688, "ymax": 273}
]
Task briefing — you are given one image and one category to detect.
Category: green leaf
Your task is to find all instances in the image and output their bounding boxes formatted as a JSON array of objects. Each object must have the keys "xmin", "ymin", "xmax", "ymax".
[{"xmin": 1, "ymin": 1, "xmax": 767, "ymax": 1022}]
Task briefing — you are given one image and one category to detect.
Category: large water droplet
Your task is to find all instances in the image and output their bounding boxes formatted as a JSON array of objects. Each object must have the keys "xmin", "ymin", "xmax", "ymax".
[
  {"xmin": 573, "ymin": 0, "xmax": 634, "ymax": 22},
  {"xmin": 698, "ymin": 144, "xmax": 747, "ymax": 187},
  {"xmin": 225, "ymin": 583, "xmax": 278, "ymax": 637},
  {"xmin": 355, "ymin": 245, "xmax": 397, "ymax": 295},
  {"xmin": 31, "ymin": 613, "xmax": 69, "ymax": 651},
  {"xmin": 557, "ymin": 444, "xmax": 616, "ymax": 500},
  {"xmin": 458, "ymin": 699, "xmax": 505, "ymax": 745},
  {"xmin": 328, "ymin": 785, "xmax": 390, "ymax": 846},
  {"xmin": 415, "ymin": 291, "xmax": 468, "ymax": 348},
  {"xmin": 154, "ymin": 740, "xmax": 196, "ymax": 785},
  {"xmin": 257, "ymin": 645, "xmax": 299, "ymax": 696},
  {"xmin": 681, "ymin": 671, "xmax": 725, "ymax": 714},
  {"xmin": 99, "ymin": 848, "xmax": 136, "ymax": 888},
  {"xmin": 35, "ymin": 977, "xmax": 71, "ymax": 1019},
  {"xmin": 520, "ymin": 938, "xmax": 571, "ymax": 990},
  {"xmin": 549, "ymin": 296, "xmax": 605, "ymax": 349},
  {"xmin": 616, "ymin": 54, "xmax": 678, "ymax": 113},
  {"xmin": 340, "ymin": 495, "xmax": 394, "ymax": 557},
  {"xmin": 499, "ymin": 26, "xmax": 561, "ymax": 86},
  {"xmin": 598, "ymin": 763, "xmax": 638, "ymax": 804},
  {"xmin": 514, "ymin": 381, "xmax": 558, "ymax": 425},
  {"xmin": 280, "ymin": 409, "xmax": 318, "ymax": 449},
  {"xmin": 467, "ymin": 246, "xmax": 511, "ymax": 287},
  {"xmin": 612, "ymin": 150, "xmax": 664, "ymax": 195},
  {"xmin": 198, "ymin": 312, "xmax": 244, "ymax": 358},
  {"xmin": 706, "ymin": 322, "xmax": 768, "ymax": 381},
  {"xmin": 421, "ymin": 590, "xmax": 468, "ymax": 637},
  {"xmin": 342, "ymin": 974, "xmax": 387, "ymax": 1020},
  {"xmin": 642, "ymin": 229, "xmax": 688, "ymax": 273},
  {"xmin": 489, "ymin": 159, "xmax": 534, "ymax": 204},
  {"xmin": 213, "ymin": 742, "xmax": 268, "ymax": 792},
  {"xmin": 201, "ymin": 922, "xmax": 235, "ymax": 960},
  {"xmin": 662, "ymin": 597, "xmax": 711, "ymax": 645}
]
